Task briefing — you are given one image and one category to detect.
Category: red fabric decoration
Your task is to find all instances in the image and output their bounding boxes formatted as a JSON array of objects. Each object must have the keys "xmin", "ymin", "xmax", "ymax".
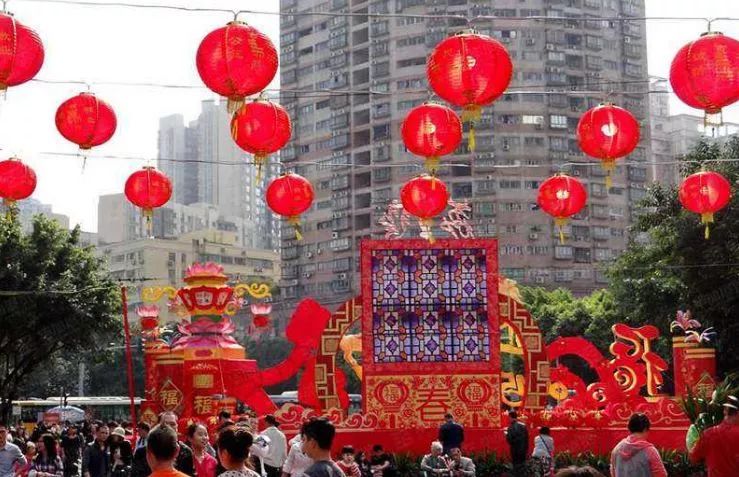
[
  {"xmin": 0, "ymin": 13, "xmax": 44, "ymax": 91},
  {"xmin": 266, "ymin": 173, "xmax": 314, "ymax": 241},
  {"xmin": 670, "ymin": 32, "xmax": 739, "ymax": 125},
  {"xmin": 231, "ymin": 99, "xmax": 291, "ymax": 179},
  {"xmin": 252, "ymin": 314, "xmax": 269, "ymax": 328},
  {"xmin": 400, "ymin": 175, "xmax": 449, "ymax": 220},
  {"xmin": 577, "ymin": 103, "xmax": 640, "ymax": 187},
  {"xmin": 55, "ymin": 93, "xmax": 117, "ymax": 150},
  {"xmin": 124, "ymin": 167, "xmax": 173, "ymax": 217},
  {"xmin": 678, "ymin": 170, "xmax": 732, "ymax": 239},
  {"xmin": 537, "ymin": 175, "xmax": 587, "ymax": 243},
  {"xmin": 427, "ymin": 31, "xmax": 512, "ymax": 150},
  {"xmin": 401, "ymin": 102, "xmax": 462, "ymax": 173},
  {"xmin": 196, "ymin": 21, "xmax": 278, "ymax": 113},
  {"xmin": 0, "ymin": 157, "xmax": 36, "ymax": 203},
  {"xmin": 140, "ymin": 317, "xmax": 159, "ymax": 331}
]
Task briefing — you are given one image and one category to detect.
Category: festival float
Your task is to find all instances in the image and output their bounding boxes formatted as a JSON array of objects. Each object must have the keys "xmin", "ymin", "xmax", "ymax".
[{"xmin": 137, "ymin": 223, "xmax": 716, "ymax": 454}]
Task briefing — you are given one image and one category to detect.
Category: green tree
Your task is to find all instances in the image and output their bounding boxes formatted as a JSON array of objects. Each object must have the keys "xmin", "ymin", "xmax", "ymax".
[
  {"xmin": 609, "ymin": 137, "xmax": 739, "ymax": 373},
  {"xmin": 0, "ymin": 215, "xmax": 121, "ymax": 421}
]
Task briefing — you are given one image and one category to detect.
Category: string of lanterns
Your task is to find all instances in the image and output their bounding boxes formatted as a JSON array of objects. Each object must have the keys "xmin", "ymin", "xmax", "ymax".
[{"xmin": 0, "ymin": 7, "xmax": 736, "ymax": 242}]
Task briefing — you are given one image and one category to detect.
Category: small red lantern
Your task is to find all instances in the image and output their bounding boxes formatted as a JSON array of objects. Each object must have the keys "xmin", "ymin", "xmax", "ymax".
[
  {"xmin": 250, "ymin": 303, "xmax": 272, "ymax": 329},
  {"xmin": 265, "ymin": 173, "xmax": 314, "ymax": 241},
  {"xmin": 577, "ymin": 103, "xmax": 640, "ymax": 187},
  {"xmin": 670, "ymin": 32, "xmax": 739, "ymax": 125},
  {"xmin": 55, "ymin": 93, "xmax": 117, "ymax": 151},
  {"xmin": 678, "ymin": 170, "xmax": 732, "ymax": 239},
  {"xmin": 401, "ymin": 102, "xmax": 462, "ymax": 173},
  {"xmin": 427, "ymin": 30, "xmax": 513, "ymax": 149},
  {"xmin": 400, "ymin": 175, "xmax": 449, "ymax": 242},
  {"xmin": 231, "ymin": 98, "xmax": 291, "ymax": 180},
  {"xmin": 136, "ymin": 305, "xmax": 160, "ymax": 331},
  {"xmin": 124, "ymin": 167, "xmax": 173, "ymax": 234},
  {"xmin": 0, "ymin": 157, "xmax": 36, "ymax": 206},
  {"xmin": 0, "ymin": 13, "xmax": 44, "ymax": 92},
  {"xmin": 196, "ymin": 22, "xmax": 278, "ymax": 113},
  {"xmin": 537, "ymin": 174, "xmax": 588, "ymax": 243}
]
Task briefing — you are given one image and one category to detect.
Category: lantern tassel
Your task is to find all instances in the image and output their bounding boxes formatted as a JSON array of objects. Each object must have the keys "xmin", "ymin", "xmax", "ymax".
[
  {"xmin": 420, "ymin": 219, "xmax": 435, "ymax": 244},
  {"xmin": 461, "ymin": 105, "xmax": 481, "ymax": 153},
  {"xmin": 602, "ymin": 159, "xmax": 615, "ymax": 190},
  {"xmin": 468, "ymin": 123, "xmax": 476, "ymax": 152},
  {"xmin": 254, "ymin": 154, "xmax": 267, "ymax": 182},
  {"xmin": 288, "ymin": 216, "xmax": 303, "ymax": 241},
  {"xmin": 705, "ymin": 109, "xmax": 723, "ymax": 128},
  {"xmin": 227, "ymin": 96, "xmax": 245, "ymax": 115},
  {"xmin": 425, "ymin": 156, "xmax": 439, "ymax": 175},
  {"xmin": 144, "ymin": 208, "xmax": 154, "ymax": 239},
  {"xmin": 555, "ymin": 217, "xmax": 568, "ymax": 245},
  {"xmin": 3, "ymin": 199, "xmax": 17, "ymax": 221},
  {"xmin": 701, "ymin": 212, "xmax": 714, "ymax": 240}
]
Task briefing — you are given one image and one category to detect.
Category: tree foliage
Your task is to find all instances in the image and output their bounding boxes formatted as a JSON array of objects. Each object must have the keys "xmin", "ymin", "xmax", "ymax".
[
  {"xmin": 522, "ymin": 137, "xmax": 739, "ymax": 375},
  {"xmin": 0, "ymin": 215, "xmax": 121, "ymax": 420}
]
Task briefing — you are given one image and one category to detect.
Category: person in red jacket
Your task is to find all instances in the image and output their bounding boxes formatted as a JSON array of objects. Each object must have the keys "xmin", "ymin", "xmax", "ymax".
[{"xmin": 689, "ymin": 395, "xmax": 739, "ymax": 477}]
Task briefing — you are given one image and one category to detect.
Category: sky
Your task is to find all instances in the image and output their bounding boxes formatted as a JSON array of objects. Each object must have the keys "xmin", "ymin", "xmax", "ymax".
[{"xmin": 3, "ymin": 0, "xmax": 739, "ymax": 232}]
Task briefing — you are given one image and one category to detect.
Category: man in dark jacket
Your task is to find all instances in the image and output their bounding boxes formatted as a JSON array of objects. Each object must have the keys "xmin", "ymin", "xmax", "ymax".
[
  {"xmin": 438, "ymin": 413, "xmax": 464, "ymax": 455},
  {"xmin": 505, "ymin": 411, "xmax": 529, "ymax": 477},
  {"xmin": 82, "ymin": 424, "xmax": 110, "ymax": 477},
  {"xmin": 131, "ymin": 412, "xmax": 194, "ymax": 477}
]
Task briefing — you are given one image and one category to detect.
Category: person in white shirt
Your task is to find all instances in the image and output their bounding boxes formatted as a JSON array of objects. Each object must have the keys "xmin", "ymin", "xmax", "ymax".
[
  {"xmin": 280, "ymin": 435, "xmax": 311, "ymax": 477},
  {"xmin": 260, "ymin": 416, "xmax": 286, "ymax": 477}
]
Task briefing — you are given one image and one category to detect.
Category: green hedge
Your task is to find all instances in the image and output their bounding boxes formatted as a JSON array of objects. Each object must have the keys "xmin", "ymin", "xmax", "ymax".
[{"xmin": 393, "ymin": 450, "xmax": 705, "ymax": 477}]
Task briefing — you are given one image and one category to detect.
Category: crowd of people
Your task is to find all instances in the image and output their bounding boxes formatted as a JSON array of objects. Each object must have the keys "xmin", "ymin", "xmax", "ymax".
[{"xmin": 1, "ymin": 398, "xmax": 737, "ymax": 477}]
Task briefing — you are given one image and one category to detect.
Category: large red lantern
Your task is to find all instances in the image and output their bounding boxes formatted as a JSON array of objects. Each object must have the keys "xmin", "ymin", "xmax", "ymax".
[
  {"xmin": 670, "ymin": 32, "xmax": 739, "ymax": 125},
  {"xmin": 124, "ymin": 167, "xmax": 172, "ymax": 234},
  {"xmin": 577, "ymin": 103, "xmax": 639, "ymax": 187},
  {"xmin": 678, "ymin": 170, "xmax": 732, "ymax": 239},
  {"xmin": 196, "ymin": 21, "xmax": 278, "ymax": 113},
  {"xmin": 55, "ymin": 93, "xmax": 117, "ymax": 151},
  {"xmin": 537, "ymin": 174, "xmax": 588, "ymax": 243},
  {"xmin": 0, "ymin": 157, "xmax": 36, "ymax": 206},
  {"xmin": 427, "ymin": 30, "xmax": 513, "ymax": 149},
  {"xmin": 231, "ymin": 98, "xmax": 291, "ymax": 179},
  {"xmin": 401, "ymin": 102, "xmax": 462, "ymax": 173},
  {"xmin": 265, "ymin": 172, "xmax": 314, "ymax": 241},
  {"xmin": 0, "ymin": 13, "xmax": 44, "ymax": 92},
  {"xmin": 400, "ymin": 175, "xmax": 449, "ymax": 242}
]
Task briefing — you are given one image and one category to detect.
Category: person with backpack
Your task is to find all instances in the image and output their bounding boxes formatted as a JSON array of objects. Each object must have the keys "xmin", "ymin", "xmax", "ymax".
[{"xmin": 531, "ymin": 427, "xmax": 554, "ymax": 477}]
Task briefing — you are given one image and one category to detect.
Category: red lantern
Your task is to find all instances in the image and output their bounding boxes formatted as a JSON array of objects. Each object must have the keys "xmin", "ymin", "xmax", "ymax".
[
  {"xmin": 0, "ymin": 13, "xmax": 44, "ymax": 92},
  {"xmin": 231, "ymin": 99, "xmax": 291, "ymax": 179},
  {"xmin": 265, "ymin": 173, "xmax": 314, "ymax": 241},
  {"xmin": 0, "ymin": 157, "xmax": 36, "ymax": 205},
  {"xmin": 400, "ymin": 175, "xmax": 449, "ymax": 242},
  {"xmin": 679, "ymin": 170, "xmax": 732, "ymax": 239},
  {"xmin": 401, "ymin": 102, "xmax": 462, "ymax": 173},
  {"xmin": 577, "ymin": 103, "xmax": 640, "ymax": 187},
  {"xmin": 251, "ymin": 303, "xmax": 272, "ymax": 329},
  {"xmin": 196, "ymin": 22, "xmax": 278, "ymax": 113},
  {"xmin": 670, "ymin": 32, "xmax": 739, "ymax": 125},
  {"xmin": 427, "ymin": 30, "xmax": 512, "ymax": 149},
  {"xmin": 55, "ymin": 93, "xmax": 117, "ymax": 151},
  {"xmin": 537, "ymin": 174, "xmax": 588, "ymax": 243},
  {"xmin": 124, "ymin": 167, "xmax": 172, "ymax": 235}
]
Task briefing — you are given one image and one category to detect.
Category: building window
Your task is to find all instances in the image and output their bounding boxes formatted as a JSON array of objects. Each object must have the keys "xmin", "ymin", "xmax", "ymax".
[{"xmin": 550, "ymin": 115, "xmax": 568, "ymax": 129}]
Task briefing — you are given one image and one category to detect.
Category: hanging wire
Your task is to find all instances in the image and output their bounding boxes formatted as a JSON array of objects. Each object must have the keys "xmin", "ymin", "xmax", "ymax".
[{"xmin": 15, "ymin": 0, "xmax": 739, "ymax": 27}]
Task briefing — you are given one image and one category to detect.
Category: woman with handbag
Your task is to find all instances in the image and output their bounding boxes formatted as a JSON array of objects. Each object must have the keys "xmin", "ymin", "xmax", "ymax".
[{"xmin": 531, "ymin": 427, "xmax": 554, "ymax": 477}]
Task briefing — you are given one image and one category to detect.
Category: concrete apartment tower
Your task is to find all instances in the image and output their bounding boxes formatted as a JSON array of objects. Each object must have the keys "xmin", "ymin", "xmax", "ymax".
[{"xmin": 278, "ymin": 0, "xmax": 651, "ymax": 309}]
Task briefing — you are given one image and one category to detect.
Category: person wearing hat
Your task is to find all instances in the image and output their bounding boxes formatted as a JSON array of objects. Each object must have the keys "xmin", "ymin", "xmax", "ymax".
[
  {"xmin": 258, "ymin": 416, "xmax": 286, "ymax": 477},
  {"xmin": 109, "ymin": 427, "xmax": 132, "ymax": 477},
  {"xmin": 689, "ymin": 395, "xmax": 739, "ymax": 477}
]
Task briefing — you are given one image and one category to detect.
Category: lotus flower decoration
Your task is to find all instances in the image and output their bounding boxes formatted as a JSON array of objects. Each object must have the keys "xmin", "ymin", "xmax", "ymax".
[
  {"xmin": 136, "ymin": 305, "xmax": 160, "ymax": 330},
  {"xmin": 671, "ymin": 310, "xmax": 701, "ymax": 333},
  {"xmin": 183, "ymin": 262, "xmax": 228, "ymax": 283}
]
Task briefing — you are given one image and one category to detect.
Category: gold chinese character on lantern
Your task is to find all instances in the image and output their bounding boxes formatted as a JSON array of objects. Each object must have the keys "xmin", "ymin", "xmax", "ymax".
[{"xmin": 193, "ymin": 396, "xmax": 214, "ymax": 415}]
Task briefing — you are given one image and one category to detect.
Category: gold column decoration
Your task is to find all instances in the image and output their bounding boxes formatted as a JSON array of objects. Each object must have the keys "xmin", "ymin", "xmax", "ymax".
[
  {"xmin": 233, "ymin": 283, "xmax": 272, "ymax": 300},
  {"xmin": 141, "ymin": 286, "xmax": 178, "ymax": 303}
]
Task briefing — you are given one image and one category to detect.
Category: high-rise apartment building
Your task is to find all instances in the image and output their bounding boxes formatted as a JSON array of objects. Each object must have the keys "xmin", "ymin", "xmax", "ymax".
[
  {"xmin": 157, "ymin": 99, "xmax": 278, "ymax": 250},
  {"xmin": 279, "ymin": 0, "xmax": 651, "ymax": 308},
  {"xmin": 649, "ymin": 76, "xmax": 739, "ymax": 185}
]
